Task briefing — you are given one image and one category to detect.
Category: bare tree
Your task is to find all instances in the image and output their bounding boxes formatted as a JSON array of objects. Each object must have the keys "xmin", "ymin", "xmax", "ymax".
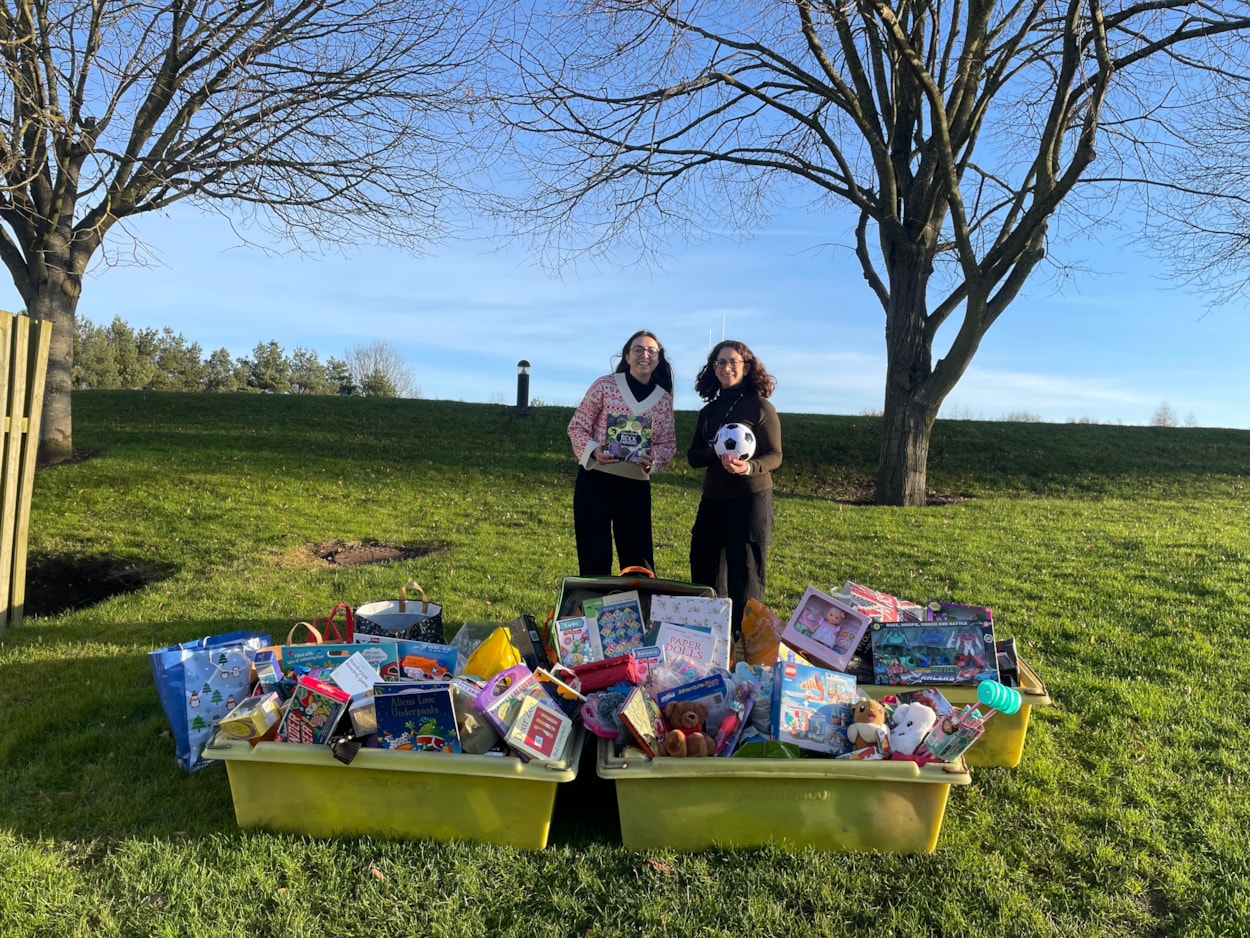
[
  {"xmin": 499, "ymin": 1, "xmax": 1250, "ymax": 504},
  {"xmin": 1151, "ymin": 402, "xmax": 1178, "ymax": 428},
  {"xmin": 346, "ymin": 340, "xmax": 419, "ymax": 398},
  {"xmin": 0, "ymin": 0, "xmax": 492, "ymax": 464}
]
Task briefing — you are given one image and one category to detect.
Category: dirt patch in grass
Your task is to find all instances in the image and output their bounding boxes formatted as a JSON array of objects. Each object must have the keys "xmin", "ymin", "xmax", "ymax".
[
  {"xmin": 24, "ymin": 553, "xmax": 176, "ymax": 616},
  {"xmin": 309, "ymin": 539, "xmax": 453, "ymax": 567}
]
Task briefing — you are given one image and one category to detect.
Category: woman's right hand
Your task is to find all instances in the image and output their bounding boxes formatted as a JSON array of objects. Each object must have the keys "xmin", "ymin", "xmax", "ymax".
[{"xmin": 593, "ymin": 445, "xmax": 618, "ymax": 464}]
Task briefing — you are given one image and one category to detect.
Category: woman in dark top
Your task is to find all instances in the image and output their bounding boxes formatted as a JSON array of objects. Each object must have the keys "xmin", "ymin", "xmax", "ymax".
[{"xmin": 687, "ymin": 339, "xmax": 782, "ymax": 639}]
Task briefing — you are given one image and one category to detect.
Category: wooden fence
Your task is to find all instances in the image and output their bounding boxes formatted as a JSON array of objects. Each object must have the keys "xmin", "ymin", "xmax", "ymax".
[{"xmin": 0, "ymin": 311, "xmax": 53, "ymax": 635}]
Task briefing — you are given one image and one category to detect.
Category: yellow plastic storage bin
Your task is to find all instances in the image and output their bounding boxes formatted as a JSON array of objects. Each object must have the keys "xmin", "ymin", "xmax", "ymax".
[
  {"xmin": 205, "ymin": 730, "xmax": 584, "ymax": 849},
  {"xmin": 861, "ymin": 656, "xmax": 1051, "ymax": 768},
  {"xmin": 597, "ymin": 739, "xmax": 970, "ymax": 853}
]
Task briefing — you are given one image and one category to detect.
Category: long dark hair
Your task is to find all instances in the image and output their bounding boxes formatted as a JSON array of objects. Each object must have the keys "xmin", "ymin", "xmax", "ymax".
[
  {"xmin": 694, "ymin": 340, "xmax": 776, "ymax": 402},
  {"xmin": 614, "ymin": 329, "xmax": 675, "ymax": 394}
]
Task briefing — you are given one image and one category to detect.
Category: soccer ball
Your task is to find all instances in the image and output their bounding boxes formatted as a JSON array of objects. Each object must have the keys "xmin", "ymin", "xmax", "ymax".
[{"xmin": 714, "ymin": 423, "xmax": 756, "ymax": 460}]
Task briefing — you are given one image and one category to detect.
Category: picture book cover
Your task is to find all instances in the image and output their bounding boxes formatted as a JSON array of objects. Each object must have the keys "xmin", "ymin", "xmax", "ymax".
[
  {"xmin": 281, "ymin": 643, "xmax": 401, "ymax": 681},
  {"xmin": 780, "ymin": 586, "xmax": 873, "ymax": 673},
  {"xmin": 654, "ymin": 622, "xmax": 718, "ymax": 673},
  {"xmin": 593, "ymin": 590, "xmax": 646, "ymax": 658},
  {"xmin": 770, "ymin": 661, "xmax": 858, "ymax": 756},
  {"xmin": 617, "ymin": 685, "xmax": 666, "ymax": 758},
  {"xmin": 372, "ymin": 681, "xmax": 462, "ymax": 752},
  {"xmin": 649, "ymin": 594, "xmax": 732, "ymax": 670},
  {"xmin": 275, "ymin": 676, "xmax": 352, "ymax": 746},
  {"xmin": 870, "ymin": 620, "xmax": 999, "ymax": 685},
  {"xmin": 554, "ymin": 615, "xmax": 603, "ymax": 667},
  {"xmin": 603, "ymin": 412, "xmax": 653, "ymax": 463},
  {"xmin": 504, "ymin": 694, "xmax": 574, "ymax": 764}
]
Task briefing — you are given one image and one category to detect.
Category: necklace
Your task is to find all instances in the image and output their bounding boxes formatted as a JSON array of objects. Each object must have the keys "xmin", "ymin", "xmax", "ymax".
[{"xmin": 702, "ymin": 390, "xmax": 746, "ymax": 444}]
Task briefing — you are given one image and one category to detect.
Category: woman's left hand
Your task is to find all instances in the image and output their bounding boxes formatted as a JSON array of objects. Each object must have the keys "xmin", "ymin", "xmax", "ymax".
[{"xmin": 638, "ymin": 453, "xmax": 655, "ymax": 472}]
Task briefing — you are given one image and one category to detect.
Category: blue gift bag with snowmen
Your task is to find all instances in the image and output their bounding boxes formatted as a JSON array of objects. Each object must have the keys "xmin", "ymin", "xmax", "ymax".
[{"xmin": 149, "ymin": 630, "xmax": 269, "ymax": 771}]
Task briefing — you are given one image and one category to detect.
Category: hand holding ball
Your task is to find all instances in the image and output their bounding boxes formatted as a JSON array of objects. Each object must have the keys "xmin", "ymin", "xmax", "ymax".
[{"xmin": 714, "ymin": 423, "xmax": 756, "ymax": 460}]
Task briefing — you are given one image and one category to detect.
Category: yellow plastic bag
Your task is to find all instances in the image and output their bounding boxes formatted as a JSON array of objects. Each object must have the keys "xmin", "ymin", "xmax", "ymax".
[
  {"xmin": 740, "ymin": 598, "xmax": 786, "ymax": 666},
  {"xmin": 463, "ymin": 626, "xmax": 522, "ymax": 680}
]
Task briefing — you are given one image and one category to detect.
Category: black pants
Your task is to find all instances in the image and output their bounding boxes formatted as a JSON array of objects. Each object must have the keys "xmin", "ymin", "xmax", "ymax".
[
  {"xmin": 689, "ymin": 489, "xmax": 774, "ymax": 638},
  {"xmin": 573, "ymin": 466, "xmax": 654, "ymax": 576}
]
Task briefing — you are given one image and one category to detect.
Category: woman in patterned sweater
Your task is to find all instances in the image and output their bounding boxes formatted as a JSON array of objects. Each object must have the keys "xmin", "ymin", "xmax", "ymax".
[{"xmin": 567, "ymin": 330, "xmax": 677, "ymax": 575}]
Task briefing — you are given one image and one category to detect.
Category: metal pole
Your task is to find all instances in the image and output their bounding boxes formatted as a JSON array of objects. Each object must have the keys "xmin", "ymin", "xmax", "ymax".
[{"xmin": 516, "ymin": 360, "xmax": 531, "ymax": 408}]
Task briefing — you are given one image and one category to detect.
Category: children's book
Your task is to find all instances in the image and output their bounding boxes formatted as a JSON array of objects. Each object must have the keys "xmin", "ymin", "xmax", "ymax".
[
  {"xmin": 780, "ymin": 586, "xmax": 872, "ymax": 673},
  {"xmin": 281, "ymin": 643, "xmax": 401, "ymax": 681},
  {"xmin": 504, "ymin": 694, "xmax": 574, "ymax": 765},
  {"xmin": 554, "ymin": 615, "xmax": 603, "ymax": 667},
  {"xmin": 592, "ymin": 590, "xmax": 646, "ymax": 658},
  {"xmin": 617, "ymin": 685, "xmax": 666, "ymax": 758},
  {"xmin": 654, "ymin": 622, "xmax": 718, "ymax": 674},
  {"xmin": 603, "ymin": 412, "xmax": 653, "ymax": 463},
  {"xmin": 649, "ymin": 594, "xmax": 732, "ymax": 670},
  {"xmin": 372, "ymin": 681, "xmax": 461, "ymax": 752},
  {"xmin": 275, "ymin": 676, "xmax": 352, "ymax": 746},
  {"xmin": 870, "ymin": 620, "xmax": 999, "ymax": 685},
  {"xmin": 770, "ymin": 660, "xmax": 858, "ymax": 756}
]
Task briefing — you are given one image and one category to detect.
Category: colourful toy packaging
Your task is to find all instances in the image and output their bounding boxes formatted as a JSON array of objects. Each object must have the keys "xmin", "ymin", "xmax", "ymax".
[
  {"xmin": 870, "ymin": 620, "xmax": 999, "ymax": 685},
  {"xmin": 770, "ymin": 660, "xmax": 858, "ymax": 756},
  {"xmin": 780, "ymin": 586, "xmax": 872, "ymax": 673}
]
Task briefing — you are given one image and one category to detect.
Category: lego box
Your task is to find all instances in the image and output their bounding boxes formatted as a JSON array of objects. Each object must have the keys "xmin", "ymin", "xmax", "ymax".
[
  {"xmin": 597, "ymin": 739, "xmax": 970, "ymax": 853},
  {"xmin": 205, "ymin": 729, "xmax": 585, "ymax": 849}
]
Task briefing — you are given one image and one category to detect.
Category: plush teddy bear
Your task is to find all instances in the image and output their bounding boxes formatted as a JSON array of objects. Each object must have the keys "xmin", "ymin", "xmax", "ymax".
[
  {"xmin": 888, "ymin": 702, "xmax": 937, "ymax": 756},
  {"xmin": 846, "ymin": 696, "xmax": 888, "ymax": 751},
  {"xmin": 661, "ymin": 701, "xmax": 714, "ymax": 757}
]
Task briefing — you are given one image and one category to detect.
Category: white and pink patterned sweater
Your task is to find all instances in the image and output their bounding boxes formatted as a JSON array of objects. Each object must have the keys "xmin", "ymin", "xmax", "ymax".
[{"xmin": 567, "ymin": 373, "xmax": 677, "ymax": 481}]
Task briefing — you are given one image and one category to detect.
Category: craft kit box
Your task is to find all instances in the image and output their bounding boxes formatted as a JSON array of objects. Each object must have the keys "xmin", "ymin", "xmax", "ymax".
[
  {"xmin": 205, "ymin": 729, "xmax": 585, "ymax": 850},
  {"xmin": 861, "ymin": 656, "xmax": 1051, "ymax": 768},
  {"xmin": 596, "ymin": 739, "xmax": 970, "ymax": 853}
]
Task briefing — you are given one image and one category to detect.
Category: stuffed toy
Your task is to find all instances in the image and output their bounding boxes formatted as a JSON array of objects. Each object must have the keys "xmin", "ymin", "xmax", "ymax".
[
  {"xmin": 887, "ymin": 702, "xmax": 937, "ymax": 756},
  {"xmin": 846, "ymin": 696, "xmax": 888, "ymax": 751},
  {"xmin": 661, "ymin": 701, "xmax": 714, "ymax": 757}
]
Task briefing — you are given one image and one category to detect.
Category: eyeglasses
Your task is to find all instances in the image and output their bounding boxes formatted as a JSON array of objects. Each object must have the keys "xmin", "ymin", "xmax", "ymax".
[
  {"xmin": 630, "ymin": 346, "xmax": 661, "ymax": 358},
  {"xmin": 714, "ymin": 358, "xmax": 746, "ymax": 369}
]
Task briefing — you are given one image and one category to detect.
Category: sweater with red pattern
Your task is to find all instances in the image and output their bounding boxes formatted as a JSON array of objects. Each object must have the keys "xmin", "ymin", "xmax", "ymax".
[{"xmin": 567, "ymin": 373, "xmax": 677, "ymax": 482}]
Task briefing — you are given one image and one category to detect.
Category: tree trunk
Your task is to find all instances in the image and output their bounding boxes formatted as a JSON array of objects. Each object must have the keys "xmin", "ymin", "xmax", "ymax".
[
  {"xmin": 30, "ymin": 277, "xmax": 78, "ymax": 466},
  {"xmin": 876, "ymin": 390, "xmax": 937, "ymax": 506},
  {"xmin": 875, "ymin": 236, "xmax": 940, "ymax": 506}
]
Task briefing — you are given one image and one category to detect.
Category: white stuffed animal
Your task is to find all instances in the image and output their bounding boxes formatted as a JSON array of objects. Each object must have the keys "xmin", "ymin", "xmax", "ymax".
[{"xmin": 888, "ymin": 702, "xmax": 937, "ymax": 756}]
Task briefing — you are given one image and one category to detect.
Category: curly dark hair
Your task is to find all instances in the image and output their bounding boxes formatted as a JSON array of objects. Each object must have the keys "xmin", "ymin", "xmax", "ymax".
[
  {"xmin": 613, "ymin": 329, "xmax": 675, "ymax": 394},
  {"xmin": 693, "ymin": 340, "xmax": 776, "ymax": 402}
]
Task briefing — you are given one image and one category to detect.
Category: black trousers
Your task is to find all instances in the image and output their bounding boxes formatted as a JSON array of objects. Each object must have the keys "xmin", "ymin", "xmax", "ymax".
[
  {"xmin": 573, "ymin": 466, "xmax": 654, "ymax": 576},
  {"xmin": 689, "ymin": 489, "xmax": 774, "ymax": 638}
]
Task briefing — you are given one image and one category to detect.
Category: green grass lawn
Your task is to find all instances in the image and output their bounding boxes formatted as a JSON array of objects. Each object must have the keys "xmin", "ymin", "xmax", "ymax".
[{"xmin": 2, "ymin": 390, "xmax": 1248, "ymax": 937}]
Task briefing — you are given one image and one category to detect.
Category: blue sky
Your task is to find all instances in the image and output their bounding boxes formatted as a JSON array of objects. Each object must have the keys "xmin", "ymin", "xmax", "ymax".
[{"xmin": 14, "ymin": 204, "xmax": 1249, "ymax": 429}]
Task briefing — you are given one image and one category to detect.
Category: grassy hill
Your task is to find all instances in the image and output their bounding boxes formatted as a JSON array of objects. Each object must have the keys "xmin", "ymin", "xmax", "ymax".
[{"xmin": 2, "ymin": 390, "xmax": 1248, "ymax": 937}]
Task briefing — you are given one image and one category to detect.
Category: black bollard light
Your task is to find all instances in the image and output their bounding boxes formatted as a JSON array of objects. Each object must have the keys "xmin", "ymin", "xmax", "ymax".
[{"xmin": 516, "ymin": 360, "xmax": 531, "ymax": 408}]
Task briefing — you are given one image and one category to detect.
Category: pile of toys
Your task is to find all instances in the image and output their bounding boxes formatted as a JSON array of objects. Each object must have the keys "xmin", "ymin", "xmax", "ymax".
[
  {"xmin": 209, "ymin": 579, "xmax": 1024, "ymax": 770},
  {"xmin": 556, "ymin": 579, "xmax": 1023, "ymax": 764}
]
